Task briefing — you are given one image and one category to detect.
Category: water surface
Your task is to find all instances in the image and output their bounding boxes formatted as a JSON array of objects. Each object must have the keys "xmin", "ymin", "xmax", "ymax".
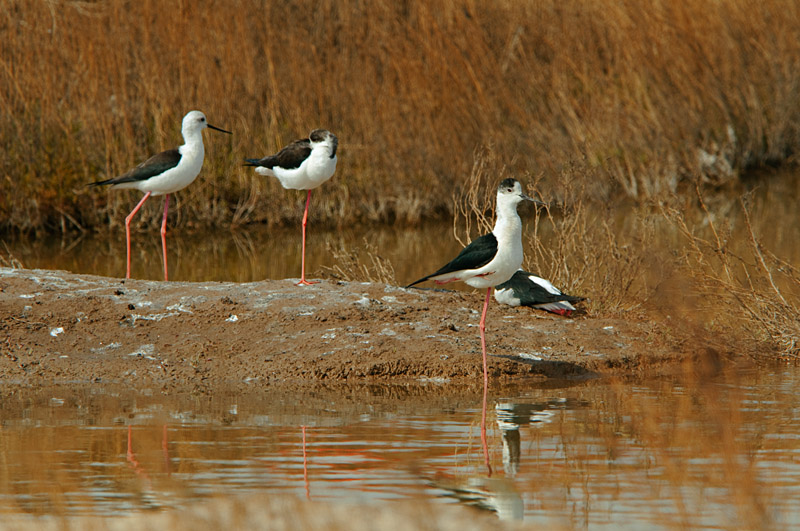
[{"xmin": 1, "ymin": 368, "xmax": 799, "ymax": 529}]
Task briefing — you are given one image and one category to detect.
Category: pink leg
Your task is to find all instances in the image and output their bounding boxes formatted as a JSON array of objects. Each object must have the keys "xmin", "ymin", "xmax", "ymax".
[
  {"xmin": 162, "ymin": 424, "xmax": 171, "ymax": 475},
  {"xmin": 302, "ymin": 425, "xmax": 310, "ymax": 499},
  {"xmin": 479, "ymin": 287, "xmax": 492, "ymax": 386},
  {"xmin": 160, "ymin": 194, "xmax": 170, "ymax": 281},
  {"xmin": 126, "ymin": 425, "xmax": 151, "ymax": 484},
  {"xmin": 480, "ymin": 374, "xmax": 493, "ymax": 476},
  {"xmin": 124, "ymin": 192, "xmax": 152, "ymax": 279},
  {"xmin": 296, "ymin": 190, "xmax": 318, "ymax": 286}
]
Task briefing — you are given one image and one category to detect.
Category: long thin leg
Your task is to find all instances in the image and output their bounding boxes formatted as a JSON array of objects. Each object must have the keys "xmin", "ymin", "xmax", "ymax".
[
  {"xmin": 302, "ymin": 425, "xmax": 310, "ymax": 499},
  {"xmin": 161, "ymin": 424, "xmax": 171, "ymax": 476},
  {"xmin": 160, "ymin": 194, "xmax": 170, "ymax": 281},
  {"xmin": 297, "ymin": 190, "xmax": 318, "ymax": 286},
  {"xmin": 124, "ymin": 192, "xmax": 152, "ymax": 279},
  {"xmin": 479, "ymin": 287, "xmax": 492, "ymax": 386},
  {"xmin": 480, "ymin": 374, "xmax": 493, "ymax": 476}
]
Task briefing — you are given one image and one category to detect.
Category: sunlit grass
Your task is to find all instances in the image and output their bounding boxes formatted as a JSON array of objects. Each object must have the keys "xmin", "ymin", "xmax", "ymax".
[{"xmin": 1, "ymin": 1, "xmax": 799, "ymax": 233}]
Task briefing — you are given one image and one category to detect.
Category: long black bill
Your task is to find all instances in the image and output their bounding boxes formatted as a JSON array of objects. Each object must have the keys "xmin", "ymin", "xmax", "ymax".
[
  {"xmin": 522, "ymin": 193, "xmax": 548, "ymax": 207},
  {"xmin": 208, "ymin": 123, "xmax": 232, "ymax": 134}
]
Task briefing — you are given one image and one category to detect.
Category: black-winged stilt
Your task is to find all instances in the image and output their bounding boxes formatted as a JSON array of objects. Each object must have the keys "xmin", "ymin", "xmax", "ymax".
[
  {"xmin": 244, "ymin": 129, "xmax": 338, "ymax": 286},
  {"xmin": 495, "ymin": 270, "xmax": 585, "ymax": 316},
  {"xmin": 90, "ymin": 110, "xmax": 231, "ymax": 281},
  {"xmin": 406, "ymin": 179, "xmax": 542, "ymax": 384}
]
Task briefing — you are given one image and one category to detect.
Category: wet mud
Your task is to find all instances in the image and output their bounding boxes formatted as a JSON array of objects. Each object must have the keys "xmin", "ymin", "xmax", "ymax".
[{"xmin": 0, "ymin": 267, "xmax": 698, "ymax": 392}]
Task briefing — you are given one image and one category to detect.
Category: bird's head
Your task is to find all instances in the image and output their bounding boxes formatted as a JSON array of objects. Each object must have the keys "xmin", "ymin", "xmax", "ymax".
[
  {"xmin": 182, "ymin": 110, "xmax": 232, "ymax": 137},
  {"xmin": 496, "ymin": 178, "xmax": 546, "ymax": 209}
]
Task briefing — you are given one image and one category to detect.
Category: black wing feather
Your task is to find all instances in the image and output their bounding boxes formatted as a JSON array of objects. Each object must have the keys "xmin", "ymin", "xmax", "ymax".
[
  {"xmin": 244, "ymin": 138, "xmax": 312, "ymax": 170},
  {"xmin": 497, "ymin": 270, "xmax": 585, "ymax": 305},
  {"xmin": 90, "ymin": 149, "xmax": 181, "ymax": 186},
  {"xmin": 406, "ymin": 233, "xmax": 498, "ymax": 288}
]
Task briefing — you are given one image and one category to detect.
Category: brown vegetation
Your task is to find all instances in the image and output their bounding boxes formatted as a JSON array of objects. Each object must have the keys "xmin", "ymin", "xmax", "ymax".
[
  {"xmin": 446, "ymin": 147, "xmax": 798, "ymax": 361},
  {"xmin": 2, "ymin": 1, "xmax": 800, "ymax": 234},
  {"xmin": 665, "ymin": 188, "xmax": 800, "ymax": 360}
]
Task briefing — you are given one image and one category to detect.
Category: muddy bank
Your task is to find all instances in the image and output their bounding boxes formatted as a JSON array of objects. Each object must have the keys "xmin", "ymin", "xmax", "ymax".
[{"xmin": 0, "ymin": 267, "xmax": 693, "ymax": 391}]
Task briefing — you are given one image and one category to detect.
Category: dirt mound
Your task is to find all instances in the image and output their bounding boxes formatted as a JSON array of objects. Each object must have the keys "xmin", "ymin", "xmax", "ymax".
[{"xmin": 1, "ymin": 268, "xmax": 690, "ymax": 391}]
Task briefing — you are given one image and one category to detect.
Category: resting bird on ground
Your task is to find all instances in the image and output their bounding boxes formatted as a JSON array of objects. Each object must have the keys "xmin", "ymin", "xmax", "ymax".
[{"xmin": 495, "ymin": 270, "xmax": 585, "ymax": 316}]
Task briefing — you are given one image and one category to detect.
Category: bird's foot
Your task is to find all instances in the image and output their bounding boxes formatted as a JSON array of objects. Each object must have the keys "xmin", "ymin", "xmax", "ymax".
[{"xmin": 296, "ymin": 279, "xmax": 319, "ymax": 286}]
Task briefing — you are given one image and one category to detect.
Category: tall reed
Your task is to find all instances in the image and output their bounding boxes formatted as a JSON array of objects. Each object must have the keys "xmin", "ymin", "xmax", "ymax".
[{"xmin": 1, "ymin": 1, "xmax": 799, "ymax": 233}]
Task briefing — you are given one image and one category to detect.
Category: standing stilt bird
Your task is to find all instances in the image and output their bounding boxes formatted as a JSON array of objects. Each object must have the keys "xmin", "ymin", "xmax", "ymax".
[
  {"xmin": 89, "ymin": 110, "xmax": 231, "ymax": 281},
  {"xmin": 406, "ymin": 179, "xmax": 543, "ymax": 384},
  {"xmin": 244, "ymin": 129, "xmax": 338, "ymax": 286}
]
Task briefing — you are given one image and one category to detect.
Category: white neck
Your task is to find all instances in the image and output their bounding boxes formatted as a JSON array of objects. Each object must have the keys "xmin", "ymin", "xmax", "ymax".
[{"xmin": 492, "ymin": 196, "xmax": 522, "ymax": 243}]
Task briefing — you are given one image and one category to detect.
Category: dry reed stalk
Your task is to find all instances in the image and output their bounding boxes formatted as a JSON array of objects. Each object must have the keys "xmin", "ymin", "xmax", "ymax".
[
  {"xmin": 1, "ymin": 1, "xmax": 800, "ymax": 233},
  {"xmin": 664, "ymin": 187, "xmax": 800, "ymax": 360},
  {"xmin": 319, "ymin": 238, "xmax": 396, "ymax": 285}
]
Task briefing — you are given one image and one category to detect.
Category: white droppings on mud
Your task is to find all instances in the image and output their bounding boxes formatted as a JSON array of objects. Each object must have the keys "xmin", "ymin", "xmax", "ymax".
[
  {"xmin": 129, "ymin": 312, "xmax": 179, "ymax": 324},
  {"xmin": 283, "ymin": 305, "xmax": 316, "ymax": 317},
  {"xmin": 603, "ymin": 326, "xmax": 615, "ymax": 331},
  {"xmin": 19, "ymin": 293, "xmax": 40, "ymax": 299},
  {"xmin": 166, "ymin": 304, "xmax": 194, "ymax": 314},
  {"xmin": 354, "ymin": 295, "xmax": 371, "ymax": 307},
  {"xmin": 383, "ymin": 285, "xmax": 407, "ymax": 294},
  {"xmin": 417, "ymin": 376, "xmax": 450, "ymax": 384},
  {"xmin": 381, "ymin": 296, "xmax": 399, "ymax": 304},
  {"xmin": 49, "ymin": 327, "xmax": 64, "ymax": 337},
  {"xmin": 136, "ymin": 301, "xmax": 153, "ymax": 308},
  {"xmin": 380, "ymin": 328, "xmax": 397, "ymax": 336},
  {"xmin": 50, "ymin": 398, "xmax": 65, "ymax": 406},
  {"xmin": 226, "ymin": 314, "xmax": 239, "ymax": 322},
  {"xmin": 128, "ymin": 344, "xmax": 157, "ymax": 360},
  {"xmin": 519, "ymin": 352, "xmax": 543, "ymax": 361},
  {"xmin": 90, "ymin": 342, "xmax": 121, "ymax": 353}
]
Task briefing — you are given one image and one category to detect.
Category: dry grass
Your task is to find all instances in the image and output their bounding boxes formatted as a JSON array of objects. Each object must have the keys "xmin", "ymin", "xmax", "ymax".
[
  {"xmin": 0, "ymin": 242, "xmax": 24, "ymax": 268},
  {"xmin": 319, "ymin": 238, "xmax": 397, "ymax": 284},
  {"xmin": 2, "ymin": 1, "xmax": 800, "ymax": 233},
  {"xmin": 665, "ymin": 187, "xmax": 800, "ymax": 360}
]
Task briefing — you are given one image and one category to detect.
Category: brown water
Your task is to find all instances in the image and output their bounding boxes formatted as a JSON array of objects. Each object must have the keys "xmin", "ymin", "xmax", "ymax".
[
  {"xmin": 1, "ymin": 368, "xmax": 799, "ymax": 528},
  {"xmin": 0, "ymin": 222, "xmax": 463, "ymax": 285},
  {"xmin": 2, "ymin": 169, "xmax": 798, "ymax": 287}
]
